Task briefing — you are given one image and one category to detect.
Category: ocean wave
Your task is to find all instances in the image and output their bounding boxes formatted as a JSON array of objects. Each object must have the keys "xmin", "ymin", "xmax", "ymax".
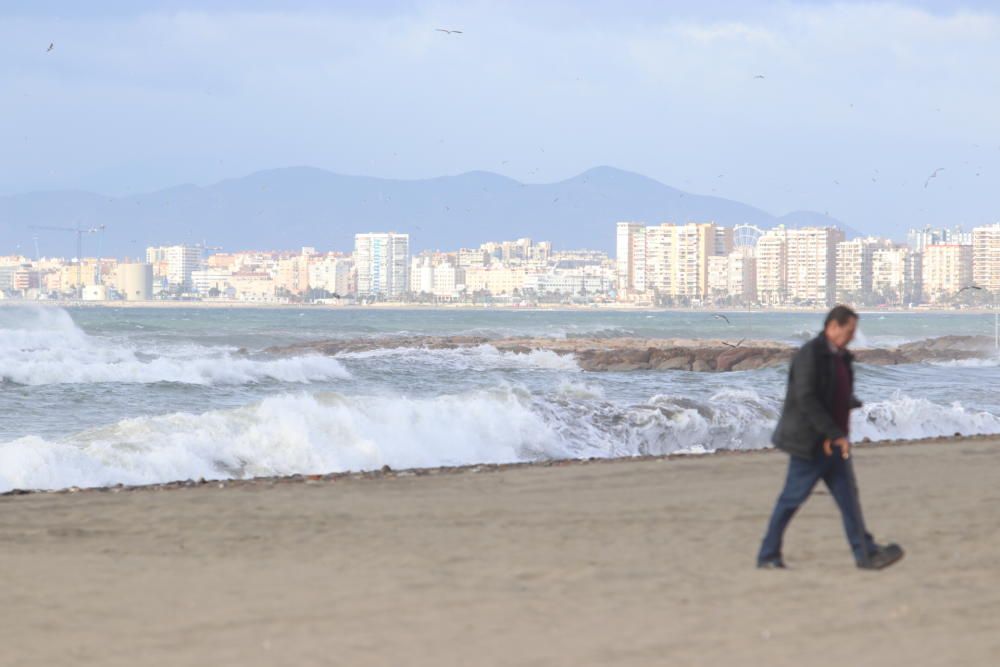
[
  {"xmin": 0, "ymin": 305, "xmax": 350, "ymax": 386},
  {"xmin": 1, "ymin": 385, "xmax": 998, "ymax": 493},
  {"xmin": 853, "ymin": 393, "xmax": 1000, "ymax": 441},
  {"xmin": 7, "ymin": 386, "xmax": 772, "ymax": 491},
  {"xmin": 927, "ymin": 357, "xmax": 1000, "ymax": 368}
]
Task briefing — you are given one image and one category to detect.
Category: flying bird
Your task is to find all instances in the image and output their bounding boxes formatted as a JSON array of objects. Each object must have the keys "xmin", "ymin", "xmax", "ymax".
[
  {"xmin": 435, "ymin": 28, "xmax": 463, "ymax": 34},
  {"xmin": 46, "ymin": 43, "xmax": 54, "ymax": 52},
  {"xmin": 722, "ymin": 338, "xmax": 746, "ymax": 349},
  {"xmin": 712, "ymin": 313, "xmax": 731, "ymax": 324},
  {"xmin": 753, "ymin": 74, "xmax": 765, "ymax": 79},
  {"xmin": 924, "ymin": 167, "xmax": 945, "ymax": 188}
]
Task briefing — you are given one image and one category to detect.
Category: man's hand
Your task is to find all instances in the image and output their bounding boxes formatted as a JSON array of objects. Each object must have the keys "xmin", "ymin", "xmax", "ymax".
[{"xmin": 822, "ymin": 437, "xmax": 851, "ymax": 459}]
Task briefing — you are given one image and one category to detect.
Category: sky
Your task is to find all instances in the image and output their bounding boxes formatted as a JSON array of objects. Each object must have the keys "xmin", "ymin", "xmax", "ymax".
[{"xmin": 2, "ymin": 0, "xmax": 999, "ymax": 236}]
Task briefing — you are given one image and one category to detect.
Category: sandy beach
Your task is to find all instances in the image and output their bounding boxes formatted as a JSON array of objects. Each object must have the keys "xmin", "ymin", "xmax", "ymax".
[{"xmin": 1, "ymin": 437, "xmax": 997, "ymax": 666}]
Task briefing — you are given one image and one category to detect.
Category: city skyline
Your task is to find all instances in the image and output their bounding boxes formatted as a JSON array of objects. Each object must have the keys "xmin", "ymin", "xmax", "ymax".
[{"xmin": 2, "ymin": 221, "xmax": 998, "ymax": 310}]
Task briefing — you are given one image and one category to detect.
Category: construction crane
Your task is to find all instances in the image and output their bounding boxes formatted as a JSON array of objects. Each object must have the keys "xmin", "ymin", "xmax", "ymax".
[{"xmin": 29, "ymin": 224, "xmax": 106, "ymax": 299}]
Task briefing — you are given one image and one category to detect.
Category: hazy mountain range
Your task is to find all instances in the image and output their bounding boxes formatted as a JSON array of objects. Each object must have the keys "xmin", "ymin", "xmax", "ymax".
[{"xmin": 0, "ymin": 166, "xmax": 859, "ymax": 259}]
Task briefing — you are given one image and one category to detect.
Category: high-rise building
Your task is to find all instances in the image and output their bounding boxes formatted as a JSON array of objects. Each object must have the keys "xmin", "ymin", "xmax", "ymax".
[
  {"xmin": 673, "ymin": 223, "xmax": 716, "ymax": 300},
  {"xmin": 836, "ymin": 237, "xmax": 888, "ymax": 303},
  {"xmin": 146, "ymin": 245, "xmax": 202, "ymax": 291},
  {"xmin": 922, "ymin": 244, "xmax": 973, "ymax": 302},
  {"xmin": 871, "ymin": 248, "xmax": 910, "ymax": 305},
  {"xmin": 713, "ymin": 226, "xmax": 734, "ymax": 257},
  {"xmin": 755, "ymin": 228, "xmax": 787, "ymax": 306},
  {"xmin": 615, "ymin": 222, "xmax": 646, "ymax": 298},
  {"xmin": 907, "ymin": 225, "xmax": 971, "ymax": 252},
  {"xmin": 643, "ymin": 224, "xmax": 674, "ymax": 296},
  {"xmin": 972, "ymin": 223, "xmax": 1000, "ymax": 293},
  {"xmin": 785, "ymin": 227, "xmax": 843, "ymax": 305},
  {"xmin": 905, "ymin": 251, "xmax": 923, "ymax": 305},
  {"xmin": 726, "ymin": 247, "xmax": 757, "ymax": 303},
  {"xmin": 354, "ymin": 232, "xmax": 410, "ymax": 299},
  {"xmin": 707, "ymin": 254, "xmax": 729, "ymax": 300}
]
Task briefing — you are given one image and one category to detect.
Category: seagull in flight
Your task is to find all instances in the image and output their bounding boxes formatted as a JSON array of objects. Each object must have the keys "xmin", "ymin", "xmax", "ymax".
[
  {"xmin": 753, "ymin": 74, "xmax": 765, "ymax": 79},
  {"xmin": 722, "ymin": 338, "xmax": 746, "ymax": 349},
  {"xmin": 924, "ymin": 167, "xmax": 945, "ymax": 188},
  {"xmin": 712, "ymin": 313, "xmax": 731, "ymax": 325},
  {"xmin": 435, "ymin": 28, "xmax": 463, "ymax": 34},
  {"xmin": 46, "ymin": 43, "xmax": 54, "ymax": 52}
]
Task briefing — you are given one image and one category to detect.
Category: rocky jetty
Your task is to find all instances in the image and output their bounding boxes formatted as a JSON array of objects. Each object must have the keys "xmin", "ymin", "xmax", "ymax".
[{"xmin": 263, "ymin": 334, "xmax": 995, "ymax": 372}]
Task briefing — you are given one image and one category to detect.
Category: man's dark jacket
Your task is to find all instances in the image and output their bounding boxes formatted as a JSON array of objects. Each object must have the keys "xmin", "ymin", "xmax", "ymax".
[{"xmin": 772, "ymin": 333, "xmax": 863, "ymax": 459}]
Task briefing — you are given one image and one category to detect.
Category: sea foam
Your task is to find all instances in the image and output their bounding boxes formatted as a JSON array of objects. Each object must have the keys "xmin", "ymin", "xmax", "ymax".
[
  {"xmin": 0, "ymin": 306, "xmax": 350, "ymax": 385},
  {"xmin": 3, "ymin": 386, "xmax": 996, "ymax": 493}
]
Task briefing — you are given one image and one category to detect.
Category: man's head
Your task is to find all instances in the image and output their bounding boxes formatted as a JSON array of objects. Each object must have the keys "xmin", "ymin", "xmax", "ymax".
[{"xmin": 823, "ymin": 305, "xmax": 859, "ymax": 350}]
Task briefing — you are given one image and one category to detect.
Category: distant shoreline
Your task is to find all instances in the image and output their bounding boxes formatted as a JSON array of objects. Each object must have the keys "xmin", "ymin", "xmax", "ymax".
[{"xmin": 1, "ymin": 299, "xmax": 995, "ymax": 315}]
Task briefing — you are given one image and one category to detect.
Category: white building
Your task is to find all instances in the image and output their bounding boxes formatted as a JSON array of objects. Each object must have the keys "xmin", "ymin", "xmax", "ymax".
[
  {"xmin": 755, "ymin": 229, "xmax": 787, "ymax": 306},
  {"xmin": 615, "ymin": 222, "xmax": 646, "ymax": 299},
  {"xmin": 835, "ymin": 237, "xmax": 889, "ymax": 303},
  {"xmin": 146, "ymin": 245, "xmax": 202, "ymax": 291},
  {"xmin": 972, "ymin": 223, "xmax": 1000, "ymax": 294},
  {"xmin": 432, "ymin": 262, "xmax": 463, "ymax": 297},
  {"xmin": 922, "ymin": 244, "xmax": 973, "ymax": 302},
  {"xmin": 707, "ymin": 247, "xmax": 757, "ymax": 304},
  {"xmin": 354, "ymin": 233, "xmax": 410, "ymax": 299},
  {"xmin": 785, "ymin": 227, "xmax": 843, "ymax": 306},
  {"xmin": 191, "ymin": 268, "xmax": 233, "ymax": 296},
  {"xmin": 308, "ymin": 255, "xmax": 354, "ymax": 296}
]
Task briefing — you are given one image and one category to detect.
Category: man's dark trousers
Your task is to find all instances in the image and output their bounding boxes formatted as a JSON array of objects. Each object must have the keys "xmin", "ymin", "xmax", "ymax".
[{"xmin": 758, "ymin": 451, "xmax": 878, "ymax": 565}]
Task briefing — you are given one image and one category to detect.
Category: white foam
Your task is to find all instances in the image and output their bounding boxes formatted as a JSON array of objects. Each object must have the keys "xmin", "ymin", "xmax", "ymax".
[
  {"xmin": 852, "ymin": 392, "xmax": 1000, "ymax": 441},
  {"xmin": 0, "ymin": 390, "xmax": 566, "ymax": 492},
  {"xmin": 927, "ymin": 357, "xmax": 1000, "ymax": 368},
  {"xmin": 0, "ymin": 306, "xmax": 350, "ymax": 385},
  {"xmin": 2, "ymin": 385, "xmax": 999, "ymax": 493}
]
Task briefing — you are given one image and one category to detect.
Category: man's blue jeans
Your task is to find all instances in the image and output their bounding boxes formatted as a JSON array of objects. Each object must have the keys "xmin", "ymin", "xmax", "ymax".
[{"xmin": 758, "ymin": 451, "xmax": 877, "ymax": 565}]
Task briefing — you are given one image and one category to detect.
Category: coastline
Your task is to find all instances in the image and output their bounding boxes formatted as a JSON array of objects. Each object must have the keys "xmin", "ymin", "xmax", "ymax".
[
  {"xmin": 3, "ymin": 299, "xmax": 996, "ymax": 314},
  {"xmin": 2, "ymin": 433, "xmax": 997, "ymax": 666},
  {"xmin": 4, "ymin": 432, "xmax": 994, "ymax": 498}
]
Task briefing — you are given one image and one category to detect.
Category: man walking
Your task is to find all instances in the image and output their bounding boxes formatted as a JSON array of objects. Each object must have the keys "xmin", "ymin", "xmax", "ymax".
[{"xmin": 757, "ymin": 305, "xmax": 904, "ymax": 570}]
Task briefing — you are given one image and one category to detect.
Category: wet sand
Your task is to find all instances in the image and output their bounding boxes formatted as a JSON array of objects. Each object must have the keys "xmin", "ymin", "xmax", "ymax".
[{"xmin": 2, "ymin": 436, "xmax": 998, "ymax": 666}]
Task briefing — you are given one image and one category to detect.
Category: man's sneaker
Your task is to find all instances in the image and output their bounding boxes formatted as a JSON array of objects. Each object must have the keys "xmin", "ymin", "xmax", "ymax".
[
  {"xmin": 757, "ymin": 558, "xmax": 786, "ymax": 569},
  {"xmin": 857, "ymin": 543, "xmax": 904, "ymax": 570}
]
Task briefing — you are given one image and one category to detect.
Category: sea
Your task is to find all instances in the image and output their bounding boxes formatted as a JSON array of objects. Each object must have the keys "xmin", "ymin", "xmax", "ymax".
[{"xmin": 1, "ymin": 304, "xmax": 998, "ymax": 492}]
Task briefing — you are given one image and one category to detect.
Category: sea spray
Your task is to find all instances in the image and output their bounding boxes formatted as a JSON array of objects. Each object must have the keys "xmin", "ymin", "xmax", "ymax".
[{"xmin": 0, "ymin": 306, "xmax": 351, "ymax": 385}]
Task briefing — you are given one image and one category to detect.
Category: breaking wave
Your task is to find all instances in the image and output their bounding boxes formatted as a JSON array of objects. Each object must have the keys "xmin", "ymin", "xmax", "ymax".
[
  {"xmin": 0, "ymin": 306, "xmax": 350, "ymax": 386},
  {"xmin": 3, "ymin": 386, "xmax": 996, "ymax": 493}
]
